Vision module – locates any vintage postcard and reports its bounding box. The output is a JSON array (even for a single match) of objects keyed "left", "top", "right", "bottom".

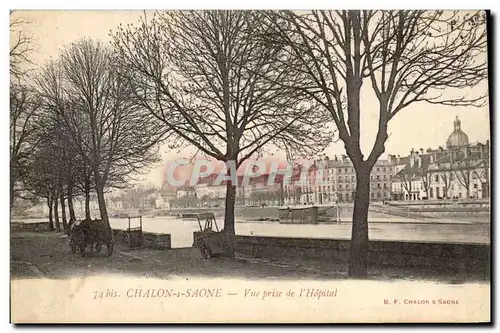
[{"left": 10, "top": 9, "right": 491, "bottom": 323}]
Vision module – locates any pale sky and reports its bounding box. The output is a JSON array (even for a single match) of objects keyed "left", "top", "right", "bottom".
[{"left": 12, "top": 10, "right": 491, "bottom": 187}]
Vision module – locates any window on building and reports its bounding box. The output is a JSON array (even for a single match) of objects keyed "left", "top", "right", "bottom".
[
  {"left": 384, "top": 183, "right": 387, "bottom": 189},
  {"left": 383, "top": 175, "right": 387, "bottom": 180},
  {"left": 430, "top": 187, "right": 433, "bottom": 198},
  {"left": 351, "top": 176, "right": 355, "bottom": 182},
  {"left": 436, "top": 187, "right": 440, "bottom": 198},
  {"left": 377, "top": 192, "right": 381, "bottom": 198},
  {"left": 377, "top": 167, "right": 380, "bottom": 172},
  {"left": 346, "top": 184, "right": 350, "bottom": 189},
  {"left": 435, "top": 175, "right": 439, "bottom": 182},
  {"left": 383, "top": 167, "right": 386, "bottom": 172},
  {"left": 351, "top": 168, "right": 354, "bottom": 172},
  {"left": 346, "top": 193, "right": 350, "bottom": 201},
  {"left": 345, "top": 168, "right": 348, "bottom": 172},
  {"left": 371, "top": 175, "right": 374, "bottom": 180},
  {"left": 377, "top": 183, "right": 381, "bottom": 189},
  {"left": 339, "top": 184, "right": 343, "bottom": 189},
  {"left": 345, "top": 176, "right": 348, "bottom": 181},
  {"left": 377, "top": 175, "right": 380, "bottom": 181},
  {"left": 474, "top": 184, "right": 478, "bottom": 189},
  {"left": 339, "top": 169, "right": 342, "bottom": 174}
]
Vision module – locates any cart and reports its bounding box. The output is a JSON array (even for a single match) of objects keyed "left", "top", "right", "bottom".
[
  {"left": 193, "top": 213, "right": 225, "bottom": 259},
  {"left": 69, "top": 219, "right": 114, "bottom": 257}
]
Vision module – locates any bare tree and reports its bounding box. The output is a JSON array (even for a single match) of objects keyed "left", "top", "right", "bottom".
[
  {"left": 263, "top": 10, "right": 487, "bottom": 276},
  {"left": 472, "top": 157, "right": 489, "bottom": 198},
  {"left": 25, "top": 118, "right": 67, "bottom": 231},
  {"left": 10, "top": 13, "right": 35, "bottom": 81},
  {"left": 35, "top": 39, "right": 165, "bottom": 234},
  {"left": 439, "top": 168, "right": 452, "bottom": 199},
  {"left": 419, "top": 169, "right": 431, "bottom": 199},
  {"left": 399, "top": 172, "right": 414, "bottom": 200},
  {"left": 10, "top": 14, "right": 41, "bottom": 209},
  {"left": 455, "top": 167, "right": 471, "bottom": 199},
  {"left": 453, "top": 148, "right": 478, "bottom": 199},
  {"left": 112, "top": 11, "right": 332, "bottom": 256},
  {"left": 10, "top": 84, "right": 42, "bottom": 207}
]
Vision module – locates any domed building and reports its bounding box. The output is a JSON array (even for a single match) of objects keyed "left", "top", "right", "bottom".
[
  {"left": 446, "top": 116, "right": 469, "bottom": 148},
  {"left": 391, "top": 116, "right": 490, "bottom": 201}
]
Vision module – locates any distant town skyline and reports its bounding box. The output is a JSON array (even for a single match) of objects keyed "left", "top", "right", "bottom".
[{"left": 13, "top": 10, "right": 491, "bottom": 187}]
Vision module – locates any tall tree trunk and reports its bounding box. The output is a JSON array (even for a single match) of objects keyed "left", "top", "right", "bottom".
[
  {"left": 47, "top": 197, "right": 54, "bottom": 231},
  {"left": 223, "top": 181, "right": 236, "bottom": 258},
  {"left": 222, "top": 159, "right": 237, "bottom": 258},
  {"left": 60, "top": 193, "right": 68, "bottom": 230},
  {"left": 348, "top": 166, "right": 371, "bottom": 278},
  {"left": 10, "top": 171, "right": 15, "bottom": 209},
  {"left": 95, "top": 183, "right": 112, "bottom": 238},
  {"left": 466, "top": 173, "right": 471, "bottom": 199},
  {"left": 84, "top": 185, "right": 91, "bottom": 221},
  {"left": 67, "top": 182, "right": 76, "bottom": 222},
  {"left": 54, "top": 196, "right": 61, "bottom": 232},
  {"left": 484, "top": 159, "right": 489, "bottom": 198}
]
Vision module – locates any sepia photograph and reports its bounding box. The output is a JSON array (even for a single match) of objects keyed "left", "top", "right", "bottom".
[{"left": 9, "top": 8, "right": 491, "bottom": 323}]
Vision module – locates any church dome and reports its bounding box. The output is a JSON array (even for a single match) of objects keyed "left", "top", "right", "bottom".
[{"left": 446, "top": 116, "right": 469, "bottom": 148}]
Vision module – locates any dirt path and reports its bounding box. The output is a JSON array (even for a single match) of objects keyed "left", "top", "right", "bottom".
[
  {"left": 11, "top": 231, "right": 488, "bottom": 283},
  {"left": 10, "top": 231, "right": 346, "bottom": 280}
]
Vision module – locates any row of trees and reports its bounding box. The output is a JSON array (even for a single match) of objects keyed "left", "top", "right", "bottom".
[
  {"left": 10, "top": 14, "right": 165, "bottom": 234},
  {"left": 399, "top": 146, "right": 490, "bottom": 200},
  {"left": 11, "top": 10, "right": 487, "bottom": 277}
]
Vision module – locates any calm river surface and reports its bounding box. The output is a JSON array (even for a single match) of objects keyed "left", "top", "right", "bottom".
[
  {"left": 109, "top": 216, "right": 489, "bottom": 248},
  {"left": 13, "top": 216, "right": 490, "bottom": 248}
]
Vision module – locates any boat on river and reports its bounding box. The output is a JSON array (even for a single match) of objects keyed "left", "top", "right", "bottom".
[{"left": 277, "top": 206, "right": 319, "bottom": 224}]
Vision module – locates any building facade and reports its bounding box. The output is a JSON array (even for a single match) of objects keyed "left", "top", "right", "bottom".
[
  {"left": 299, "top": 155, "right": 394, "bottom": 204},
  {"left": 391, "top": 117, "right": 490, "bottom": 201}
]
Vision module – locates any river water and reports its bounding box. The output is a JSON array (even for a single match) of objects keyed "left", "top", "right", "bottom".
[
  {"left": 109, "top": 216, "right": 490, "bottom": 248},
  {"left": 13, "top": 216, "right": 490, "bottom": 248}
]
